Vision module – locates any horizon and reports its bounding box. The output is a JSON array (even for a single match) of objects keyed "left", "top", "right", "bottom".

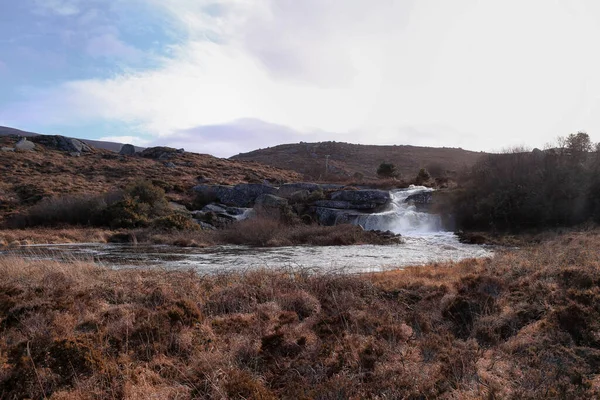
[{"left": 1, "top": 1, "right": 599, "bottom": 157}]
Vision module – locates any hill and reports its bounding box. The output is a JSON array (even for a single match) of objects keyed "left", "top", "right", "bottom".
[
  {"left": 0, "top": 125, "right": 145, "bottom": 153},
  {"left": 0, "top": 134, "right": 301, "bottom": 218},
  {"left": 231, "top": 141, "right": 486, "bottom": 180}
]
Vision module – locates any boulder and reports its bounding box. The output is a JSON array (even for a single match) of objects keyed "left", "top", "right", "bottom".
[
  {"left": 119, "top": 144, "right": 136, "bottom": 155},
  {"left": 169, "top": 202, "right": 191, "bottom": 215},
  {"left": 31, "top": 135, "right": 92, "bottom": 153},
  {"left": 330, "top": 189, "right": 391, "bottom": 206},
  {"left": 1, "top": 147, "right": 15, "bottom": 152},
  {"left": 277, "top": 182, "right": 322, "bottom": 198},
  {"left": 139, "top": 146, "right": 177, "bottom": 159},
  {"left": 255, "top": 194, "right": 288, "bottom": 209},
  {"left": 194, "top": 183, "right": 278, "bottom": 207},
  {"left": 405, "top": 191, "right": 433, "bottom": 212},
  {"left": 15, "top": 138, "right": 35, "bottom": 151},
  {"left": 314, "top": 207, "right": 362, "bottom": 226},
  {"left": 313, "top": 200, "right": 380, "bottom": 210},
  {"left": 288, "top": 190, "right": 311, "bottom": 203}
]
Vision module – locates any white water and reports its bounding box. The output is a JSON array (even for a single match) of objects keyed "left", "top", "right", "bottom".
[{"left": 353, "top": 186, "right": 441, "bottom": 234}]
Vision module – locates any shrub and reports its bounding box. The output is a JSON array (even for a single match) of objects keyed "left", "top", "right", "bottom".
[
  {"left": 376, "top": 162, "right": 399, "bottom": 179},
  {"left": 152, "top": 214, "right": 200, "bottom": 231},
  {"left": 415, "top": 168, "right": 431, "bottom": 185},
  {"left": 9, "top": 195, "right": 108, "bottom": 228}
]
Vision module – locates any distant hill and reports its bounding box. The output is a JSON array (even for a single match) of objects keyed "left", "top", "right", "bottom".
[
  {"left": 0, "top": 126, "right": 144, "bottom": 153},
  {"left": 231, "top": 141, "right": 487, "bottom": 180}
]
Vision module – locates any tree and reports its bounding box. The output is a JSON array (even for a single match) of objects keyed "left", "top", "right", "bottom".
[
  {"left": 377, "top": 162, "right": 398, "bottom": 178},
  {"left": 415, "top": 168, "right": 431, "bottom": 185},
  {"left": 561, "top": 131, "right": 592, "bottom": 154}
]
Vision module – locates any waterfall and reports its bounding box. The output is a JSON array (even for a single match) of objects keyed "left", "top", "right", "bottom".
[{"left": 353, "top": 186, "right": 442, "bottom": 235}]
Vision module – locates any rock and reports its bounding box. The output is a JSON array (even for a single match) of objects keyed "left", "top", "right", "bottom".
[
  {"left": 314, "top": 207, "right": 362, "bottom": 226},
  {"left": 289, "top": 190, "right": 311, "bottom": 203},
  {"left": 197, "top": 221, "right": 217, "bottom": 230},
  {"left": 277, "top": 182, "right": 322, "bottom": 198},
  {"left": 313, "top": 200, "right": 380, "bottom": 210},
  {"left": 139, "top": 146, "right": 177, "bottom": 159},
  {"left": 31, "top": 135, "right": 92, "bottom": 153},
  {"left": 319, "top": 184, "right": 346, "bottom": 191},
  {"left": 15, "top": 138, "right": 35, "bottom": 151},
  {"left": 195, "top": 203, "right": 255, "bottom": 227},
  {"left": 255, "top": 194, "right": 288, "bottom": 208},
  {"left": 405, "top": 191, "right": 433, "bottom": 212},
  {"left": 194, "top": 183, "right": 277, "bottom": 207},
  {"left": 330, "top": 189, "right": 391, "bottom": 206},
  {"left": 164, "top": 162, "right": 176, "bottom": 168},
  {"left": 169, "top": 202, "right": 191, "bottom": 215},
  {"left": 69, "top": 152, "right": 81, "bottom": 157},
  {"left": 119, "top": 144, "right": 136, "bottom": 155},
  {"left": 1, "top": 147, "right": 15, "bottom": 152}
]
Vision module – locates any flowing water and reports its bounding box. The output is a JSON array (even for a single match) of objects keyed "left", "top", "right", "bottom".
[{"left": 1, "top": 186, "right": 492, "bottom": 273}]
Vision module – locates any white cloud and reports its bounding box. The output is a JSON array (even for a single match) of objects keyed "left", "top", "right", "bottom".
[
  {"left": 8, "top": 0, "right": 600, "bottom": 156},
  {"left": 86, "top": 33, "right": 142, "bottom": 61},
  {"left": 34, "top": 0, "right": 82, "bottom": 16}
]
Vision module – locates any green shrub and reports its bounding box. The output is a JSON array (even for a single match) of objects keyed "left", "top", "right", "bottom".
[
  {"left": 101, "top": 197, "right": 149, "bottom": 229},
  {"left": 377, "top": 162, "right": 399, "bottom": 179},
  {"left": 152, "top": 214, "right": 200, "bottom": 231}
]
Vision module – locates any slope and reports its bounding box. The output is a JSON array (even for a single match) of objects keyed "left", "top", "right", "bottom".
[{"left": 231, "top": 141, "right": 486, "bottom": 180}]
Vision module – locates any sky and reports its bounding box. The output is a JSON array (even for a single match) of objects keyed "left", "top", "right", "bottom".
[{"left": 1, "top": 0, "right": 600, "bottom": 157}]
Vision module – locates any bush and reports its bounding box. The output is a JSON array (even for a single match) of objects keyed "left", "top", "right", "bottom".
[
  {"left": 453, "top": 142, "right": 600, "bottom": 231},
  {"left": 152, "top": 214, "right": 200, "bottom": 231},
  {"left": 9, "top": 195, "right": 108, "bottom": 228},
  {"left": 415, "top": 168, "right": 431, "bottom": 185},
  {"left": 376, "top": 162, "right": 399, "bottom": 179}
]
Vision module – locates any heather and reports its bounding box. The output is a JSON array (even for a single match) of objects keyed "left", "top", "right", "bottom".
[{"left": 1, "top": 233, "right": 600, "bottom": 398}]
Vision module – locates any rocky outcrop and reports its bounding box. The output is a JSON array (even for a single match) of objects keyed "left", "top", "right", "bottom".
[
  {"left": 193, "top": 203, "right": 255, "bottom": 229},
  {"left": 30, "top": 135, "right": 92, "bottom": 153},
  {"left": 139, "top": 146, "right": 183, "bottom": 160},
  {"left": 277, "top": 182, "right": 322, "bottom": 198},
  {"left": 119, "top": 144, "right": 136, "bottom": 155},
  {"left": 255, "top": 194, "right": 288, "bottom": 209},
  {"left": 313, "top": 207, "right": 363, "bottom": 226},
  {"left": 193, "top": 183, "right": 278, "bottom": 207},
  {"left": 330, "top": 190, "right": 390, "bottom": 207},
  {"left": 405, "top": 191, "right": 433, "bottom": 212}
]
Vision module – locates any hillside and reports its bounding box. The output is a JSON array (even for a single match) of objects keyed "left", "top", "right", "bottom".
[
  {"left": 0, "top": 125, "right": 145, "bottom": 153},
  {"left": 0, "top": 134, "right": 301, "bottom": 218},
  {"left": 231, "top": 141, "right": 486, "bottom": 180}
]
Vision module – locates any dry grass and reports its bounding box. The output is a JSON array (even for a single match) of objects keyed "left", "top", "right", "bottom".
[
  {"left": 216, "top": 218, "right": 399, "bottom": 247},
  {"left": 0, "top": 228, "right": 113, "bottom": 247},
  {"left": 2, "top": 233, "right": 600, "bottom": 398},
  {"left": 0, "top": 136, "right": 301, "bottom": 219},
  {"left": 0, "top": 218, "right": 399, "bottom": 248}
]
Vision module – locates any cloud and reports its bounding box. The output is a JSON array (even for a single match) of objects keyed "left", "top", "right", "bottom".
[
  {"left": 34, "top": 0, "right": 82, "bottom": 16},
  {"left": 6, "top": 0, "right": 600, "bottom": 156},
  {"left": 86, "top": 33, "right": 142, "bottom": 61}
]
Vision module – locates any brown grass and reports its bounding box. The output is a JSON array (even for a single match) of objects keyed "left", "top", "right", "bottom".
[
  {"left": 0, "top": 228, "right": 113, "bottom": 246},
  {"left": 216, "top": 218, "right": 399, "bottom": 247},
  {"left": 2, "top": 233, "right": 600, "bottom": 398},
  {"left": 0, "top": 218, "right": 398, "bottom": 248},
  {"left": 0, "top": 136, "right": 301, "bottom": 219}
]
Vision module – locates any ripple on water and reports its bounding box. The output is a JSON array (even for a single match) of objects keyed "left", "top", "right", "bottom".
[{"left": 1, "top": 233, "right": 492, "bottom": 274}]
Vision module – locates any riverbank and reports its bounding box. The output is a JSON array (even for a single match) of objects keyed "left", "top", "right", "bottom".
[
  {"left": 1, "top": 233, "right": 598, "bottom": 398},
  {"left": 0, "top": 221, "right": 401, "bottom": 248}
]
